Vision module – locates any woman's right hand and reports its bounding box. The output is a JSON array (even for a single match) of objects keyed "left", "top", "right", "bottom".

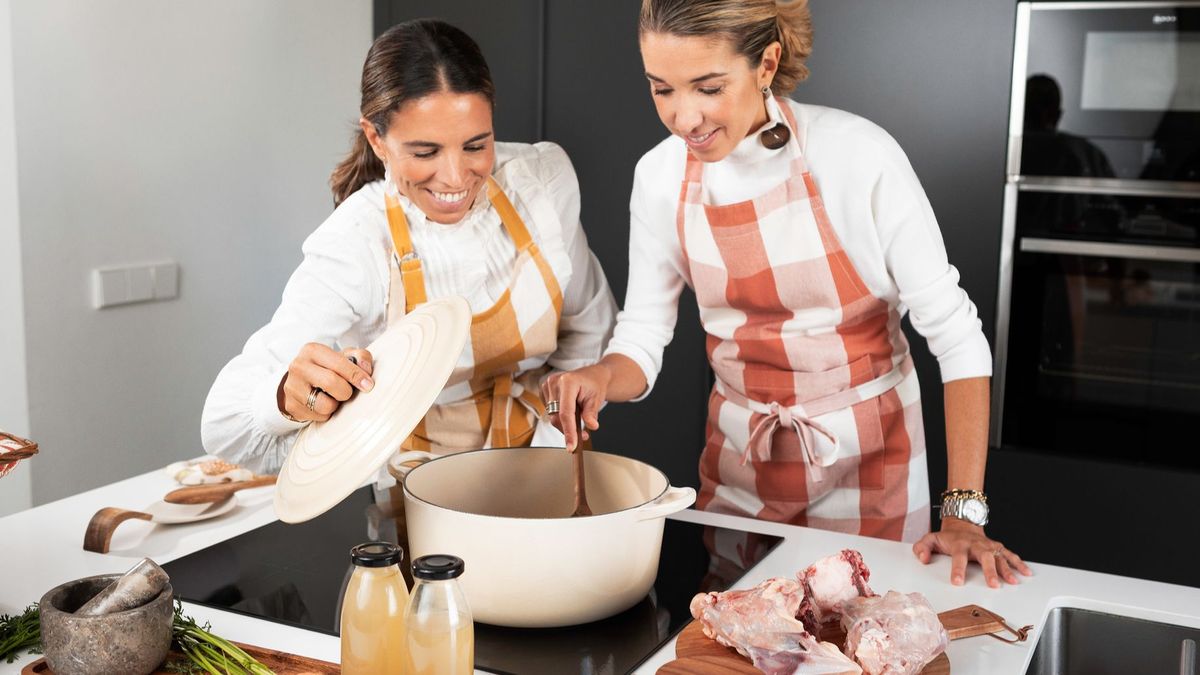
[
  {"left": 541, "top": 364, "right": 612, "bottom": 452},
  {"left": 278, "top": 343, "right": 375, "bottom": 423}
]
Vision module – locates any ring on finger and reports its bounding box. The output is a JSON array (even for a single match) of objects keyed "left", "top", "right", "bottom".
[
  {"left": 992, "top": 546, "right": 1005, "bottom": 557},
  {"left": 545, "top": 400, "right": 560, "bottom": 415},
  {"left": 306, "top": 386, "right": 323, "bottom": 412}
]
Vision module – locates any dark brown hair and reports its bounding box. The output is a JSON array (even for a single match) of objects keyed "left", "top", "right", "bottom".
[
  {"left": 639, "top": 0, "right": 812, "bottom": 94},
  {"left": 330, "top": 19, "right": 495, "bottom": 206}
]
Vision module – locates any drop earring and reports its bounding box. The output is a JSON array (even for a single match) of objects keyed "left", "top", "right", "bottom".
[{"left": 758, "top": 85, "right": 790, "bottom": 150}]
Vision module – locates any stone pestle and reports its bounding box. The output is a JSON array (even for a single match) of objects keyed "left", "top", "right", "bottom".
[{"left": 74, "top": 558, "right": 170, "bottom": 616}]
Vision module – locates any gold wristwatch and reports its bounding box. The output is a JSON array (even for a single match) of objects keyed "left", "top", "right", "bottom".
[{"left": 940, "top": 489, "right": 989, "bottom": 526}]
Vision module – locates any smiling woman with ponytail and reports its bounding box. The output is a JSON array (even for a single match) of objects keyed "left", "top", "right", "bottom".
[
  {"left": 546, "top": 0, "right": 1033, "bottom": 590},
  {"left": 202, "top": 19, "right": 616, "bottom": 473}
]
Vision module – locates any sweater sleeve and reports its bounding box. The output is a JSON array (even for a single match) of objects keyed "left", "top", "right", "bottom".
[
  {"left": 603, "top": 155, "right": 688, "bottom": 399},
  {"left": 200, "top": 218, "right": 381, "bottom": 474},
  {"left": 867, "top": 133, "right": 992, "bottom": 382},
  {"left": 533, "top": 142, "right": 619, "bottom": 372}
]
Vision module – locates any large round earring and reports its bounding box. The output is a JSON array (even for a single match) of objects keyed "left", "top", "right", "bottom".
[{"left": 760, "top": 124, "right": 790, "bottom": 150}]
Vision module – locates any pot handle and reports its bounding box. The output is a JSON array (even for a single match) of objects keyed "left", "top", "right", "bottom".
[
  {"left": 386, "top": 450, "right": 437, "bottom": 481},
  {"left": 633, "top": 486, "right": 697, "bottom": 522}
]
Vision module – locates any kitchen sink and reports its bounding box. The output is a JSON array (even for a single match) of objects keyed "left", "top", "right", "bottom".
[{"left": 1024, "top": 598, "right": 1199, "bottom": 675}]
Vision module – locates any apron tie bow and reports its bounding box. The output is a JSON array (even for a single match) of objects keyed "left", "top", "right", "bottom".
[{"left": 744, "top": 401, "right": 840, "bottom": 483}]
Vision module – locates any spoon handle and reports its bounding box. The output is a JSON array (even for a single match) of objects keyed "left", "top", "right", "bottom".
[
  {"left": 572, "top": 416, "right": 593, "bottom": 516},
  {"left": 163, "top": 475, "right": 277, "bottom": 504}
]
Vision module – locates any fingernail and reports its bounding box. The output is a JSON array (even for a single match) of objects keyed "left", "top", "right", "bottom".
[
  {"left": 953, "top": 575, "right": 963, "bottom": 585},
  {"left": 360, "top": 378, "right": 374, "bottom": 391}
]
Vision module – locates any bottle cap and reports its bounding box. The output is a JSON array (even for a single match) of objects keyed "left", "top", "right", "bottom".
[
  {"left": 412, "top": 554, "right": 464, "bottom": 580},
  {"left": 350, "top": 541, "right": 404, "bottom": 568}
]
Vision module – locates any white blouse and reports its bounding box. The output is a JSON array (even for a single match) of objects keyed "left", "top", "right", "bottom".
[
  {"left": 605, "top": 97, "right": 992, "bottom": 398},
  {"left": 202, "top": 141, "right": 617, "bottom": 474}
]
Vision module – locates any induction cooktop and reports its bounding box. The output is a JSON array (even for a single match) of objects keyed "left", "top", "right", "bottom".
[{"left": 162, "top": 487, "right": 782, "bottom": 675}]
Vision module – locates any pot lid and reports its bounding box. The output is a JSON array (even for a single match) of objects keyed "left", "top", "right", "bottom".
[{"left": 274, "top": 296, "right": 471, "bottom": 523}]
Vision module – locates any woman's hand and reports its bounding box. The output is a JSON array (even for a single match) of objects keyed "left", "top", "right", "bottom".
[
  {"left": 912, "top": 518, "right": 1033, "bottom": 588},
  {"left": 278, "top": 343, "right": 375, "bottom": 423},
  {"left": 541, "top": 364, "right": 612, "bottom": 452}
]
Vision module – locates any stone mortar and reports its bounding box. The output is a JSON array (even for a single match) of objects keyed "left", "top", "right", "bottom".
[{"left": 39, "top": 574, "right": 173, "bottom": 675}]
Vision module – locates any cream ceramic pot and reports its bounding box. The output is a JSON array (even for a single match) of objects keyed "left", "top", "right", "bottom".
[{"left": 392, "top": 447, "right": 696, "bottom": 628}]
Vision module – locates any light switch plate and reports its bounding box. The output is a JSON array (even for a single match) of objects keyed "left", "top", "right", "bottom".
[{"left": 92, "top": 260, "right": 180, "bottom": 309}]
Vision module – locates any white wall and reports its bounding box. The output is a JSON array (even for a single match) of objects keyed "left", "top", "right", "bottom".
[
  {"left": 9, "top": 0, "right": 372, "bottom": 503},
  {"left": 0, "top": 0, "right": 32, "bottom": 516}
]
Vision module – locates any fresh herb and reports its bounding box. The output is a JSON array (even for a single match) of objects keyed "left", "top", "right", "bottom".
[
  {"left": 0, "top": 604, "right": 42, "bottom": 663},
  {"left": 1, "top": 601, "right": 274, "bottom": 674},
  {"left": 171, "top": 600, "right": 274, "bottom": 675}
]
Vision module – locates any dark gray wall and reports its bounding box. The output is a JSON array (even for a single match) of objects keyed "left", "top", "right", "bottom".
[{"left": 375, "top": 1, "right": 1199, "bottom": 588}]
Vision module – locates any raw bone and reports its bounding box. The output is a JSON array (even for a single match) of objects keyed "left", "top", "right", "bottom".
[
  {"left": 689, "top": 576, "right": 862, "bottom": 674},
  {"left": 840, "top": 591, "right": 949, "bottom": 675},
  {"left": 799, "top": 549, "right": 875, "bottom": 631}
]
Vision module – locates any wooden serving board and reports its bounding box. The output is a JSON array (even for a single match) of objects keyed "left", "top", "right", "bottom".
[
  {"left": 22, "top": 641, "right": 338, "bottom": 675},
  {"left": 658, "top": 604, "right": 1011, "bottom": 675}
]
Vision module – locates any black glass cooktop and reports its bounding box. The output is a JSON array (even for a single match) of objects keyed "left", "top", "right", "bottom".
[{"left": 162, "top": 488, "right": 781, "bottom": 675}]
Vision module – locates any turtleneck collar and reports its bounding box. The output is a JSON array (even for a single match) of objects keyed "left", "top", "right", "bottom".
[{"left": 722, "top": 95, "right": 790, "bottom": 166}]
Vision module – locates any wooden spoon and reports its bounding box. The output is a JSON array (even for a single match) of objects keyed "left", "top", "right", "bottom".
[
  {"left": 571, "top": 417, "right": 592, "bottom": 517},
  {"left": 163, "top": 475, "right": 277, "bottom": 504}
]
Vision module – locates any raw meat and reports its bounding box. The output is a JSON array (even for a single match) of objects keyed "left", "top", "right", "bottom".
[
  {"left": 799, "top": 549, "right": 875, "bottom": 626},
  {"left": 689, "top": 577, "right": 862, "bottom": 674},
  {"left": 840, "top": 591, "right": 949, "bottom": 675}
]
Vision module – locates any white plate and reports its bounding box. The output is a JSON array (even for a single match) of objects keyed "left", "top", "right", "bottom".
[
  {"left": 274, "top": 296, "right": 471, "bottom": 523},
  {"left": 145, "top": 495, "right": 236, "bottom": 524}
]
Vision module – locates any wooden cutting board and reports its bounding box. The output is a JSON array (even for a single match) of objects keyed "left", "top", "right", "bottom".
[
  {"left": 657, "top": 604, "right": 1012, "bottom": 674},
  {"left": 22, "top": 641, "right": 338, "bottom": 675}
]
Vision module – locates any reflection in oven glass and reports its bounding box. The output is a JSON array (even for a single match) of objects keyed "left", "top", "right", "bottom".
[{"left": 1038, "top": 256, "right": 1200, "bottom": 414}]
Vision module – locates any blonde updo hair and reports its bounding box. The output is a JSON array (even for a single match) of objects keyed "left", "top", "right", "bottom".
[{"left": 639, "top": 0, "right": 812, "bottom": 94}]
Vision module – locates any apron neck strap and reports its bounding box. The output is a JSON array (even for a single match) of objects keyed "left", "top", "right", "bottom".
[{"left": 385, "top": 176, "right": 535, "bottom": 316}]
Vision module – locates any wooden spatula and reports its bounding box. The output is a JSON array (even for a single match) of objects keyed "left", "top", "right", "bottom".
[{"left": 163, "top": 475, "right": 277, "bottom": 504}]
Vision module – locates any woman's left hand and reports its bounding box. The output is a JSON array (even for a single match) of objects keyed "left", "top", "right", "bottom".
[{"left": 912, "top": 519, "right": 1033, "bottom": 588}]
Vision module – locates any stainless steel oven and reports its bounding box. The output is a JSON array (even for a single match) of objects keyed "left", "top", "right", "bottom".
[{"left": 993, "top": 2, "right": 1200, "bottom": 468}]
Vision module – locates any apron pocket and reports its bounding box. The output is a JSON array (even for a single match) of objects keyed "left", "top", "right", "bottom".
[{"left": 843, "top": 395, "right": 887, "bottom": 492}]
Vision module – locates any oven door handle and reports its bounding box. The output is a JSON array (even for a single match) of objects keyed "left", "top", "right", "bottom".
[{"left": 1019, "top": 238, "right": 1200, "bottom": 264}]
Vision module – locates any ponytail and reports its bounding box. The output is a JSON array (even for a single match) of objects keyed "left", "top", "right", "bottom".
[
  {"left": 770, "top": 0, "right": 812, "bottom": 95},
  {"left": 330, "top": 127, "right": 384, "bottom": 207}
]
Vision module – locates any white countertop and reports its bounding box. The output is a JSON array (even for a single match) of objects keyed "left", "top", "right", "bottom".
[{"left": 3, "top": 467, "right": 1199, "bottom": 674}]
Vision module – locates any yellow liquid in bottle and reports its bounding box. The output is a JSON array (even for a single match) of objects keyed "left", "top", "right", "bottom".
[
  {"left": 405, "top": 614, "right": 473, "bottom": 675},
  {"left": 340, "top": 565, "right": 409, "bottom": 675}
]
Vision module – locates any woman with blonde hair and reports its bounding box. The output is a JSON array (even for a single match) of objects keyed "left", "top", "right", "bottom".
[
  {"left": 203, "top": 19, "right": 616, "bottom": 471},
  {"left": 547, "top": 0, "right": 1030, "bottom": 589}
]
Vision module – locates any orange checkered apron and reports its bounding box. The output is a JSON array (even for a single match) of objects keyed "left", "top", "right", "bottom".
[
  {"left": 384, "top": 176, "right": 563, "bottom": 453},
  {"left": 681, "top": 100, "right": 930, "bottom": 548}
]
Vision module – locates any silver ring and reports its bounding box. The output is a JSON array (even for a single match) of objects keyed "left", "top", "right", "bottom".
[
  {"left": 545, "top": 400, "right": 559, "bottom": 415},
  {"left": 306, "top": 387, "right": 322, "bottom": 412}
]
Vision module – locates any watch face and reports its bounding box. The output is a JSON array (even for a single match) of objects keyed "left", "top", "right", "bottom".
[{"left": 961, "top": 499, "right": 987, "bottom": 524}]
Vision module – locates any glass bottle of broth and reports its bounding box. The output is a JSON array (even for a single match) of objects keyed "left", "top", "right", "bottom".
[
  {"left": 340, "top": 542, "right": 409, "bottom": 674},
  {"left": 405, "top": 554, "right": 473, "bottom": 675}
]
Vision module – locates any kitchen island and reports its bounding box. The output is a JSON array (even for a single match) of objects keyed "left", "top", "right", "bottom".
[{"left": 2, "top": 466, "right": 1198, "bottom": 674}]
